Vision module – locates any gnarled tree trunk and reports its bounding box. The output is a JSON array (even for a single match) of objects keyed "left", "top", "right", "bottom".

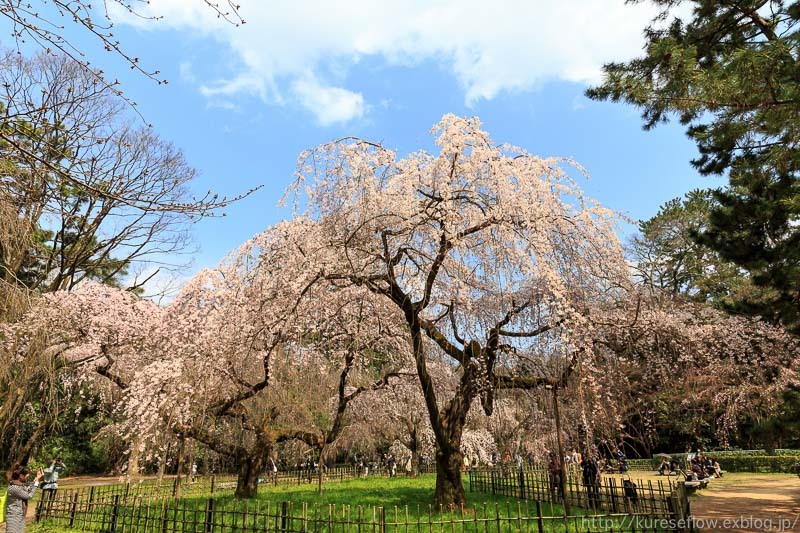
[
  {"left": 402, "top": 418, "right": 422, "bottom": 477},
  {"left": 434, "top": 441, "right": 465, "bottom": 507},
  {"left": 409, "top": 427, "right": 421, "bottom": 478},
  {"left": 235, "top": 455, "right": 264, "bottom": 498}
]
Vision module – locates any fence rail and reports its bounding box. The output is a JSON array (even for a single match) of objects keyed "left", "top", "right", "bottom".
[
  {"left": 35, "top": 467, "right": 692, "bottom": 532},
  {"left": 468, "top": 468, "right": 677, "bottom": 517},
  {"left": 48, "top": 463, "right": 438, "bottom": 509},
  {"left": 37, "top": 493, "right": 683, "bottom": 533},
  {"left": 468, "top": 469, "right": 692, "bottom": 532}
]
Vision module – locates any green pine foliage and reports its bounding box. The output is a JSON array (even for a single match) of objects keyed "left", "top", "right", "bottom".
[
  {"left": 630, "top": 189, "right": 750, "bottom": 305},
  {"left": 588, "top": 0, "right": 800, "bottom": 333}
]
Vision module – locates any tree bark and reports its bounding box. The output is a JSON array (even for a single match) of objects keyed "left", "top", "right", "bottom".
[
  {"left": 174, "top": 435, "right": 186, "bottom": 499},
  {"left": 402, "top": 417, "right": 421, "bottom": 477},
  {"left": 409, "top": 430, "right": 421, "bottom": 478},
  {"left": 317, "top": 447, "right": 325, "bottom": 496},
  {"left": 157, "top": 439, "right": 171, "bottom": 485},
  {"left": 126, "top": 436, "right": 142, "bottom": 482},
  {"left": 551, "top": 386, "right": 570, "bottom": 516},
  {"left": 235, "top": 455, "right": 264, "bottom": 498},
  {"left": 434, "top": 442, "right": 465, "bottom": 507},
  {"left": 407, "top": 317, "right": 472, "bottom": 506}
]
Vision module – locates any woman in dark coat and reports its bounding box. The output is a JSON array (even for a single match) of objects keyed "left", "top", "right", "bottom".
[{"left": 5, "top": 464, "right": 44, "bottom": 533}]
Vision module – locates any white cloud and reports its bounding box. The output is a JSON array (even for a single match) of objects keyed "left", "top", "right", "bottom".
[
  {"left": 292, "top": 75, "right": 365, "bottom": 125},
  {"left": 114, "top": 1, "right": 662, "bottom": 122},
  {"left": 205, "top": 99, "right": 241, "bottom": 112}
]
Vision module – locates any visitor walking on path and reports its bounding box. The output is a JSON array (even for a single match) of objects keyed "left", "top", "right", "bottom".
[{"left": 5, "top": 464, "right": 44, "bottom": 533}]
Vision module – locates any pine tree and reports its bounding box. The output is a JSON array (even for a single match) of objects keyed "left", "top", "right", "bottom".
[
  {"left": 588, "top": 0, "right": 800, "bottom": 333},
  {"left": 630, "top": 189, "right": 747, "bottom": 303}
]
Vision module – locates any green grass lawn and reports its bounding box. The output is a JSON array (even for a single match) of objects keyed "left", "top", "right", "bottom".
[
  {"left": 29, "top": 475, "right": 667, "bottom": 533},
  {"left": 227, "top": 475, "right": 566, "bottom": 512}
]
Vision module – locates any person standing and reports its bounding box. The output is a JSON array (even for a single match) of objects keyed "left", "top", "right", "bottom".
[
  {"left": 41, "top": 458, "right": 66, "bottom": 499},
  {"left": 37, "top": 458, "right": 65, "bottom": 520},
  {"left": 581, "top": 456, "right": 601, "bottom": 509},
  {"left": 6, "top": 464, "right": 44, "bottom": 533},
  {"left": 616, "top": 446, "right": 628, "bottom": 473},
  {"left": 547, "top": 453, "right": 563, "bottom": 501}
]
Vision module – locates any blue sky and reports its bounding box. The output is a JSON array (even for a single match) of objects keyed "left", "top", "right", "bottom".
[{"left": 4, "top": 1, "right": 724, "bottom": 291}]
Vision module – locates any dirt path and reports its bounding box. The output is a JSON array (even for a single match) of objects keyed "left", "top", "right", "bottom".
[{"left": 690, "top": 474, "right": 800, "bottom": 532}]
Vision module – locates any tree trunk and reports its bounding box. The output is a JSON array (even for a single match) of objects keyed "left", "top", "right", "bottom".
[
  {"left": 235, "top": 455, "right": 264, "bottom": 498},
  {"left": 409, "top": 427, "right": 420, "bottom": 478},
  {"left": 317, "top": 448, "right": 325, "bottom": 495},
  {"left": 403, "top": 418, "right": 421, "bottom": 478},
  {"left": 434, "top": 442, "right": 465, "bottom": 508},
  {"left": 186, "top": 441, "right": 196, "bottom": 482},
  {"left": 551, "top": 386, "right": 570, "bottom": 516},
  {"left": 174, "top": 435, "right": 186, "bottom": 499},
  {"left": 407, "top": 321, "right": 472, "bottom": 507},
  {"left": 157, "top": 457, "right": 166, "bottom": 485},
  {"left": 126, "top": 436, "right": 142, "bottom": 483}
]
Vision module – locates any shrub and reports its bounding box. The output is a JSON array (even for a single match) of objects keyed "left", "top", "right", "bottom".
[
  {"left": 647, "top": 450, "right": 800, "bottom": 472},
  {"left": 714, "top": 455, "right": 800, "bottom": 473}
]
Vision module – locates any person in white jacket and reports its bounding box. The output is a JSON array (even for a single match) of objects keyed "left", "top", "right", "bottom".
[{"left": 41, "top": 458, "right": 66, "bottom": 498}]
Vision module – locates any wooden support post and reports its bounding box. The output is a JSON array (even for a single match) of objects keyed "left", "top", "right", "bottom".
[
  {"left": 535, "top": 501, "right": 545, "bottom": 533},
  {"left": 280, "top": 501, "right": 288, "bottom": 531},
  {"left": 109, "top": 494, "right": 120, "bottom": 533},
  {"left": 68, "top": 492, "right": 79, "bottom": 528},
  {"left": 204, "top": 497, "right": 214, "bottom": 533}
]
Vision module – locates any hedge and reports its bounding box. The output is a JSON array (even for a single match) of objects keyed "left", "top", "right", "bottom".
[
  {"left": 713, "top": 455, "right": 800, "bottom": 473},
  {"left": 701, "top": 449, "right": 800, "bottom": 458},
  {"left": 656, "top": 449, "right": 800, "bottom": 459},
  {"left": 625, "top": 459, "right": 654, "bottom": 471},
  {"left": 646, "top": 453, "right": 800, "bottom": 473}
]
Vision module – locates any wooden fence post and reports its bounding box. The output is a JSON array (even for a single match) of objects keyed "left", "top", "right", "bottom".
[
  {"left": 68, "top": 492, "right": 79, "bottom": 528},
  {"left": 535, "top": 501, "right": 544, "bottom": 533},
  {"left": 109, "top": 494, "right": 120, "bottom": 533},
  {"left": 379, "top": 506, "right": 386, "bottom": 533},
  {"left": 204, "top": 497, "right": 215, "bottom": 533},
  {"left": 161, "top": 499, "right": 170, "bottom": 533},
  {"left": 35, "top": 496, "right": 45, "bottom": 522},
  {"left": 210, "top": 475, "right": 216, "bottom": 494},
  {"left": 280, "top": 501, "right": 289, "bottom": 531}
]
